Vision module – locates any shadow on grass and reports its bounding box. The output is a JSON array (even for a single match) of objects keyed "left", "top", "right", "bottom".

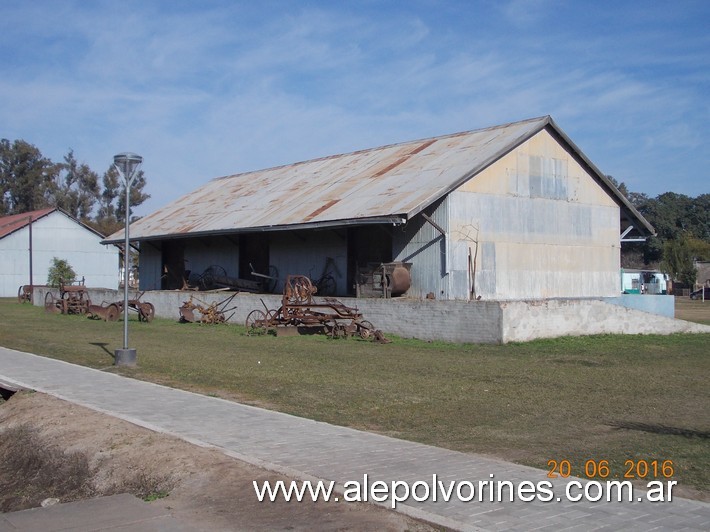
[
  {"left": 89, "top": 342, "right": 114, "bottom": 361},
  {"left": 609, "top": 421, "right": 710, "bottom": 439}
]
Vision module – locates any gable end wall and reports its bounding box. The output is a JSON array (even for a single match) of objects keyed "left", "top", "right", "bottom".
[{"left": 448, "top": 129, "right": 620, "bottom": 300}]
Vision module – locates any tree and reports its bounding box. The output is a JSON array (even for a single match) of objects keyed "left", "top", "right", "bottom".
[
  {"left": 116, "top": 168, "right": 150, "bottom": 224},
  {"left": 51, "top": 150, "right": 100, "bottom": 221},
  {"left": 660, "top": 237, "right": 697, "bottom": 286},
  {"left": 0, "top": 139, "right": 58, "bottom": 215},
  {"left": 687, "top": 236, "right": 710, "bottom": 261},
  {"left": 47, "top": 257, "right": 77, "bottom": 288},
  {"left": 1, "top": 139, "right": 150, "bottom": 237},
  {"left": 91, "top": 164, "right": 150, "bottom": 236}
]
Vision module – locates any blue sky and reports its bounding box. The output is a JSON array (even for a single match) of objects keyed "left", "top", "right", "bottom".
[{"left": 1, "top": 0, "right": 708, "bottom": 216}]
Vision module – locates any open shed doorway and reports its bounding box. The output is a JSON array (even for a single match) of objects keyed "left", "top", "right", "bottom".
[
  {"left": 239, "top": 234, "right": 270, "bottom": 283},
  {"left": 347, "top": 226, "right": 392, "bottom": 295},
  {"left": 161, "top": 240, "right": 185, "bottom": 289}
]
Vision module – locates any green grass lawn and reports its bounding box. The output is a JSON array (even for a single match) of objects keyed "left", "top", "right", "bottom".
[{"left": 1, "top": 298, "right": 708, "bottom": 496}]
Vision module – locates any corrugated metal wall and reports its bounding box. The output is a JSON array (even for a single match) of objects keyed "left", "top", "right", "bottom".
[
  {"left": 184, "top": 237, "right": 240, "bottom": 280},
  {"left": 0, "top": 211, "right": 118, "bottom": 295},
  {"left": 448, "top": 129, "right": 620, "bottom": 300},
  {"left": 393, "top": 198, "right": 449, "bottom": 299},
  {"left": 270, "top": 230, "right": 348, "bottom": 294},
  {"left": 139, "top": 243, "right": 162, "bottom": 290},
  {"left": 138, "top": 237, "right": 241, "bottom": 290}
]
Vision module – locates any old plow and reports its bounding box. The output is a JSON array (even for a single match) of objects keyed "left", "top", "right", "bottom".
[
  {"left": 245, "top": 275, "right": 388, "bottom": 342},
  {"left": 178, "top": 293, "right": 237, "bottom": 324}
]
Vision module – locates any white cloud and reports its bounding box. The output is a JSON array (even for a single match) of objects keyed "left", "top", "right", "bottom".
[{"left": 0, "top": 0, "right": 707, "bottom": 216}]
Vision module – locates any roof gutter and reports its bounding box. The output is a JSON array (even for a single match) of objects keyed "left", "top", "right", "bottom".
[{"left": 102, "top": 215, "right": 407, "bottom": 244}]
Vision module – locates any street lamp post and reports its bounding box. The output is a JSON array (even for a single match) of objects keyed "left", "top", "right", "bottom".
[{"left": 113, "top": 152, "right": 143, "bottom": 366}]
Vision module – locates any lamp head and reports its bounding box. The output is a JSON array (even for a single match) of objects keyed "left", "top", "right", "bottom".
[{"left": 113, "top": 152, "right": 143, "bottom": 183}]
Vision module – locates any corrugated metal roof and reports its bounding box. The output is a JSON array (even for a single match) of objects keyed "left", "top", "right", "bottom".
[
  {"left": 107, "top": 115, "right": 654, "bottom": 242},
  {"left": 111, "top": 117, "right": 551, "bottom": 242},
  {"left": 0, "top": 208, "right": 112, "bottom": 241},
  {"left": 0, "top": 208, "right": 55, "bottom": 239}
]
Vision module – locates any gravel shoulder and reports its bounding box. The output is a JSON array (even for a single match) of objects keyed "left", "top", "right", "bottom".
[{"left": 0, "top": 391, "right": 436, "bottom": 531}]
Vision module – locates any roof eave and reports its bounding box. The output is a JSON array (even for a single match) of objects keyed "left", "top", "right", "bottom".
[
  {"left": 101, "top": 215, "right": 408, "bottom": 244},
  {"left": 544, "top": 118, "right": 656, "bottom": 237}
]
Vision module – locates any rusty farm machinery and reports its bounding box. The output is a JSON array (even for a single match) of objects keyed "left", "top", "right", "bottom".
[
  {"left": 44, "top": 280, "right": 155, "bottom": 322},
  {"left": 85, "top": 292, "right": 155, "bottom": 322},
  {"left": 178, "top": 293, "right": 238, "bottom": 324},
  {"left": 245, "top": 275, "right": 388, "bottom": 342},
  {"left": 44, "top": 278, "right": 92, "bottom": 315}
]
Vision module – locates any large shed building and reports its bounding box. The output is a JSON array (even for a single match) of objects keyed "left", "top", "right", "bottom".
[
  {"left": 108, "top": 116, "right": 654, "bottom": 301},
  {"left": 0, "top": 208, "right": 119, "bottom": 296}
]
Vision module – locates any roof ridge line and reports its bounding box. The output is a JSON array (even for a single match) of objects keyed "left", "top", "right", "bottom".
[{"left": 214, "top": 115, "right": 551, "bottom": 181}]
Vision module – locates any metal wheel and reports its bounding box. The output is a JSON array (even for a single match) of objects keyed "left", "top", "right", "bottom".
[
  {"left": 357, "top": 320, "right": 374, "bottom": 340},
  {"left": 265, "top": 265, "right": 279, "bottom": 293},
  {"left": 265, "top": 308, "right": 280, "bottom": 324},
  {"left": 328, "top": 320, "right": 346, "bottom": 339},
  {"left": 44, "top": 291, "right": 58, "bottom": 313},
  {"left": 246, "top": 309, "right": 268, "bottom": 336},
  {"left": 285, "top": 276, "right": 315, "bottom": 305},
  {"left": 106, "top": 304, "right": 120, "bottom": 322},
  {"left": 138, "top": 302, "right": 155, "bottom": 322},
  {"left": 17, "top": 285, "right": 31, "bottom": 304},
  {"left": 200, "top": 265, "right": 228, "bottom": 290}
]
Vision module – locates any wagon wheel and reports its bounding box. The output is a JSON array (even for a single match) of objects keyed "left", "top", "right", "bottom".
[
  {"left": 285, "top": 276, "right": 315, "bottom": 305},
  {"left": 265, "top": 265, "right": 279, "bottom": 293},
  {"left": 265, "top": 308, "right": 281, "bottom": 325},
  {"left": 200, "top": 265, "right": 228, "bottom": 290},
  {"left": 357, "top": 320, "right": 374, "bottom": 340},
  {"left": 328, "top": 320, "right": 347, "bottom": 339},
  {"left": 44, "top": 292, "right": 59, "bottom": 313},
  {"left": 318, "top": 275, "right": 336, "bottom": 297},
  {"left": 245, "top": 309, "right": 268, "bottom": 336},
  {"left": 138, "top": 302, "right": 155, "bottom": 322},
  {"left": 106, "top": 304, "right": 120, "bottom": 322},
  {"left": 17, "top": 285, "right": 30, "bottom": 304}
]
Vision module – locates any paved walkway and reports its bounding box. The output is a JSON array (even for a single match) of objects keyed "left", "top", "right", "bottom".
[{"left": 1, "top": 347, "right": 709, "bottom": 531}]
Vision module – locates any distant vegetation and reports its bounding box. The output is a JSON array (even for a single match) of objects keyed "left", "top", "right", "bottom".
[
  {"left": 0, "top": 139, "right": 149, "bottom": 236},
  {"left": 609, "top": 176, "right": 710, "bottom": 285}
]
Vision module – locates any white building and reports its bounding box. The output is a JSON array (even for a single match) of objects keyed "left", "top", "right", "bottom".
[{"left": 0, "top": 208, "right": 119, "bottom": 297}]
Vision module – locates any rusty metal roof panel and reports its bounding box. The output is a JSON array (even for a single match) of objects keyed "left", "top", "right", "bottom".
[{"left": 109, "top": 117, "right": 555, "bottom": 242}]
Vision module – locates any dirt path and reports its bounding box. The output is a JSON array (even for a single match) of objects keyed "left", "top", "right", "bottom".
[{"left": 0, "top": 392, "right": 436, "bottom": 531}]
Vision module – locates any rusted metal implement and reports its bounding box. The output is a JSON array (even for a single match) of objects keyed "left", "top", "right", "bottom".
[
  {"left": 178, "top": 293, "right": 237, "bottom": 324},
  {"left": 85, "top": 291, "right": 155, "bottom": 322},
  {"left": 355, "top": 261, "right": 412, "bottom": 298},
  {"left": 44, "top": 278, "right": 91, "bottom": 315},
  {"left": 17, "top": 285, "right": 33, "bottom": 304},
  {"left": 245, "top": 275, "right": 388, "bottom": 341},
  {"left": 179, "top": 264, "right": 279, "bottom": 293}
]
